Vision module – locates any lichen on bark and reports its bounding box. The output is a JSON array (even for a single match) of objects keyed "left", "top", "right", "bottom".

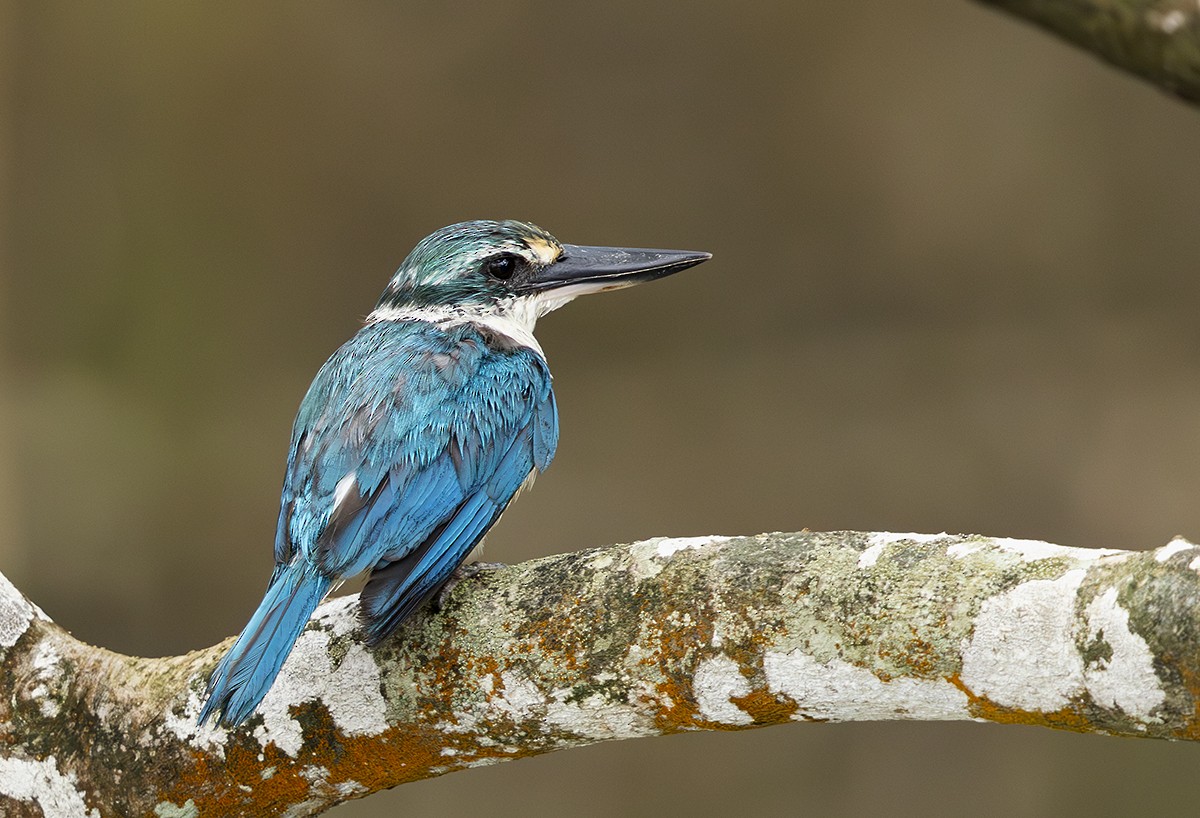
[{"left": 3, "top": 531, "right": 1200, "bottom": 816}]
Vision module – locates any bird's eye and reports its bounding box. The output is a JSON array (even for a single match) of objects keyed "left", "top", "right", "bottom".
[{"left": 483, "top": 254, "right": 520, "bottom": 281}]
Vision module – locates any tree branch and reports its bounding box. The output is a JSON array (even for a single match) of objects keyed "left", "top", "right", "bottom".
[
  {"left": 977, "top": 0, "right": 1200, "bottom": 104},
  {"left": 3, "top": 531, "right": 1200, "bottom": 816}
]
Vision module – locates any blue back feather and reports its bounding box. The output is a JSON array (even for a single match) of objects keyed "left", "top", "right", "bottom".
[{"left": 200, "top": 318, "right": 558, "bottom": 727}]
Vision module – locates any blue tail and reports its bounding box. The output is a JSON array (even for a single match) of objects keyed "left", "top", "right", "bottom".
[{"left": 198, "top": 564, "right": 332, "bottom": 727}]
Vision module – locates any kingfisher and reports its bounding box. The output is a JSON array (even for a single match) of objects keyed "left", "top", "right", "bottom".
[{"left": 198, "top": 219, "right": 709, "bottom": 727}]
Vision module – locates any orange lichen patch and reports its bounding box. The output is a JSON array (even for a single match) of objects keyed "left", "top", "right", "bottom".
[
  {"left": 530, "top": 621, "right": 584, "bottom": 672},
  {"left": 1166, "top": 656, "right": 1200, "bottom": 740},
  {"left": 322, "top": 716, "right": 538, "bottom": 793},
  {"left": 509, "top": 593, "right": 595, "bottom": 672},
  {"left": 411, "top": 636, "right": 472, "bottom": 723},
  {"left": 946, "top": 674, "right": 1095, "bottom": 734},
  {"left": 655, "top": 613, "right": 715, "bottom": 661},
  {"left": 160, "top": 705, "right": 550, "bottom": 815},
  {"left": 163, "top": 738, "right": 314, "bottom": 815},
  {"left": 649, "top": 674, "right": 709, "bottom": 733},
  {"left": 646, "top": 670, "right": 765, "bottom": 734},
  {"left": 470, "top": 654, "right": 500, "bottom": 677},
  {"left": 878, "top": 636, "right": 939, "bottom": 677},
  {"left": 730, "top": 688, "right": 799, "bottom": 725},
  {"left": 451, "top": 647, "right": 504, "bottom": 695}
]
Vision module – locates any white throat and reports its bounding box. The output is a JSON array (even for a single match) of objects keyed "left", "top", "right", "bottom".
[{"left": 368, "top": 293, "right": 576, "bottom": 359}]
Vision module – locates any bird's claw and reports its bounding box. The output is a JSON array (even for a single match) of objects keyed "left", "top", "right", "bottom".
[{"left": 433, "top": 561, "right": 508, "bottom": 611}]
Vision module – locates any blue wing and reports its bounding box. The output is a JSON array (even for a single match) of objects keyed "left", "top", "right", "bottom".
[
  {"left": 202, "top": 319, "right": 558, "bottom": 727},
  {"left": 356, "top": 405, "right": 551, "bottom": 642},
  {"left": 280, "top": 319, "right": 558, "bottom": 638}
]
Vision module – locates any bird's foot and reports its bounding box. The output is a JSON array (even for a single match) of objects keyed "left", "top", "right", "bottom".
[{"left": 434, "top": 561, "right": 509, "bottom": 611}]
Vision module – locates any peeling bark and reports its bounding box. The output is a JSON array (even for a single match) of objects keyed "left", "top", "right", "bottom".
[
  {"left": 3, "top": 531, "right": 1200, "bottom": 816},
  {"left": 977, "top": 0, "right": 1200, "bottom": 103}
]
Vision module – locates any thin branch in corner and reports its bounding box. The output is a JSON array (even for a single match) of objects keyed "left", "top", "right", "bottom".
[{"left": 977, "top": 0, "right": 1200, "bottom": 104}]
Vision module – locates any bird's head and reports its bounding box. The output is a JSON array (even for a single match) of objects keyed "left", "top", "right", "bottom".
[{"left": 372, "top": 220, "right": 710, "bottom": 330}]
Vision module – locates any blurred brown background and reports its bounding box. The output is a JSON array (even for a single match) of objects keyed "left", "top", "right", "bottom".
[{"left": 5, "top": 2, "right": 1200, "bottom": 816}]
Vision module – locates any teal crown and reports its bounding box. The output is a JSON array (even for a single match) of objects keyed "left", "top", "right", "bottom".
[{"left": 378, "top": 220, "right": 561, "bottom": 309}]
